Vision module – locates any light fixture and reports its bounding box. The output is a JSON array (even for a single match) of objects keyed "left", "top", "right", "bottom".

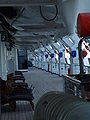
[
  {"left": 69, "top": 37, "right": 74, "bottom": 44},
  {"left": 57, "top": 41, "right": 60, "bottom": 46},
  {"left": 49, "top": 45, "right": 52, "bottom": 49},
  {"left": 52, "top": 37, "right": 54, "bottom": 40},
  {"left": 50, "top": 34, "right": 54, "bottom": 39}
]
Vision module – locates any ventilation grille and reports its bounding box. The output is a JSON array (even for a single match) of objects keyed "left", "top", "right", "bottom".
[{"left": 0, "top": 0, "right": 58, "bottom": 6}]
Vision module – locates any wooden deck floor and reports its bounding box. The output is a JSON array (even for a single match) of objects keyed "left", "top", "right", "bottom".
[{"left": 1, "top": 67, "right": 64, "bottom": 120}]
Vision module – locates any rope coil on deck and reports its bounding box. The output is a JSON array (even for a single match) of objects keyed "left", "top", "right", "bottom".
[{"left": 34, "top": 91, "right": 90, "bottom": 120}]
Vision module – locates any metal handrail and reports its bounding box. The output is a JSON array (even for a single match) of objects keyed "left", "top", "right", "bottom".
[
  {"left": 63, "top": 75, "right": 82, "bottom": 97},
  {"left": 63, "top": 75, "right": 81, "bottom": 85}
]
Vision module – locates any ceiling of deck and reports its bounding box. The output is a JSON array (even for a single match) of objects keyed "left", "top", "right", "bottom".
[
  {"left": 12, "top": 4, "right": 68, "bottom": 49},
  {"left": 0, "top": 0, "right": 90, "bottom": 51}
]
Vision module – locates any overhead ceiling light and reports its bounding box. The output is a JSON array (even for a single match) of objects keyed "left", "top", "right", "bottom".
[
  {"left": 57, "top": 41, "right": 60, "bottom": 46},
  {"left": 52, "top": 37, "right": 54, "bottom": 40},
  {"left": 50, "top": 34, "right": 54, "bottom": 39},
  {"left": 69, "top": 37, "right": 74, "bottom": 44},
  {"left": 49, "top": 45, "right": 52, "bottom": 49}
]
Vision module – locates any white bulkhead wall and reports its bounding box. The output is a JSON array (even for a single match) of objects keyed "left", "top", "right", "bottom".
[
  {"left": 61, "top": 0, "right": 78, "bottom": 34},
  {"left": 61, "top": 0, "right": 90, "bottom": 35},
  {"left": 0, "top": 33, "right": 18, "bottom": 80},
  {"left": 78, "top": 0, "right": 90, "bottom": 13}
]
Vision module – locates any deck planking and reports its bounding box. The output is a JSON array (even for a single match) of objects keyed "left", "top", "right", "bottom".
[{"left": 1, "top": 67, "right": 64, "bottom": 120}]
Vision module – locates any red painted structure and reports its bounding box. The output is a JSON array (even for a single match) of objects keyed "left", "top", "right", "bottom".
[
  {"left": 77, "top": 13, "right": 90, "bottom": 37},
  {"left": 82, "top": 50, "right": 87, "bottom": 58}
]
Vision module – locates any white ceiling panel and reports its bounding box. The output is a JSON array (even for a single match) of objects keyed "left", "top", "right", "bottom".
[{"left": 0, "top": 0, "right": 58, "bottom": 6}]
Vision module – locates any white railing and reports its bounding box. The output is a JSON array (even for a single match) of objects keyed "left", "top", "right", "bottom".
[
  {"left": 84, "top": 65, "right": 90, "bottom": 74},
  {"left": 63, "top": 75, "right": 81, "bottom": 97},
  {"left": 63, "top": 74, "right": 90, "bottom": 100},
  {"left": 33, "top": 60, "right": 90, "bottom": 75}
]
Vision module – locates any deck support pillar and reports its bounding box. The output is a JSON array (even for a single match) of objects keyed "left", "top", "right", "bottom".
[
  {"left": 14, "top": 48, "right": 18, "bottom": 71},
  {"left": 0, "top": 34, "right": 7, "bottom": 80}
]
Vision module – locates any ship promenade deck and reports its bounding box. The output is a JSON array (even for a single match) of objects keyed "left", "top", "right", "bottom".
[{"left": 1, "top": 67, "right": 64, "bottom": 120}]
